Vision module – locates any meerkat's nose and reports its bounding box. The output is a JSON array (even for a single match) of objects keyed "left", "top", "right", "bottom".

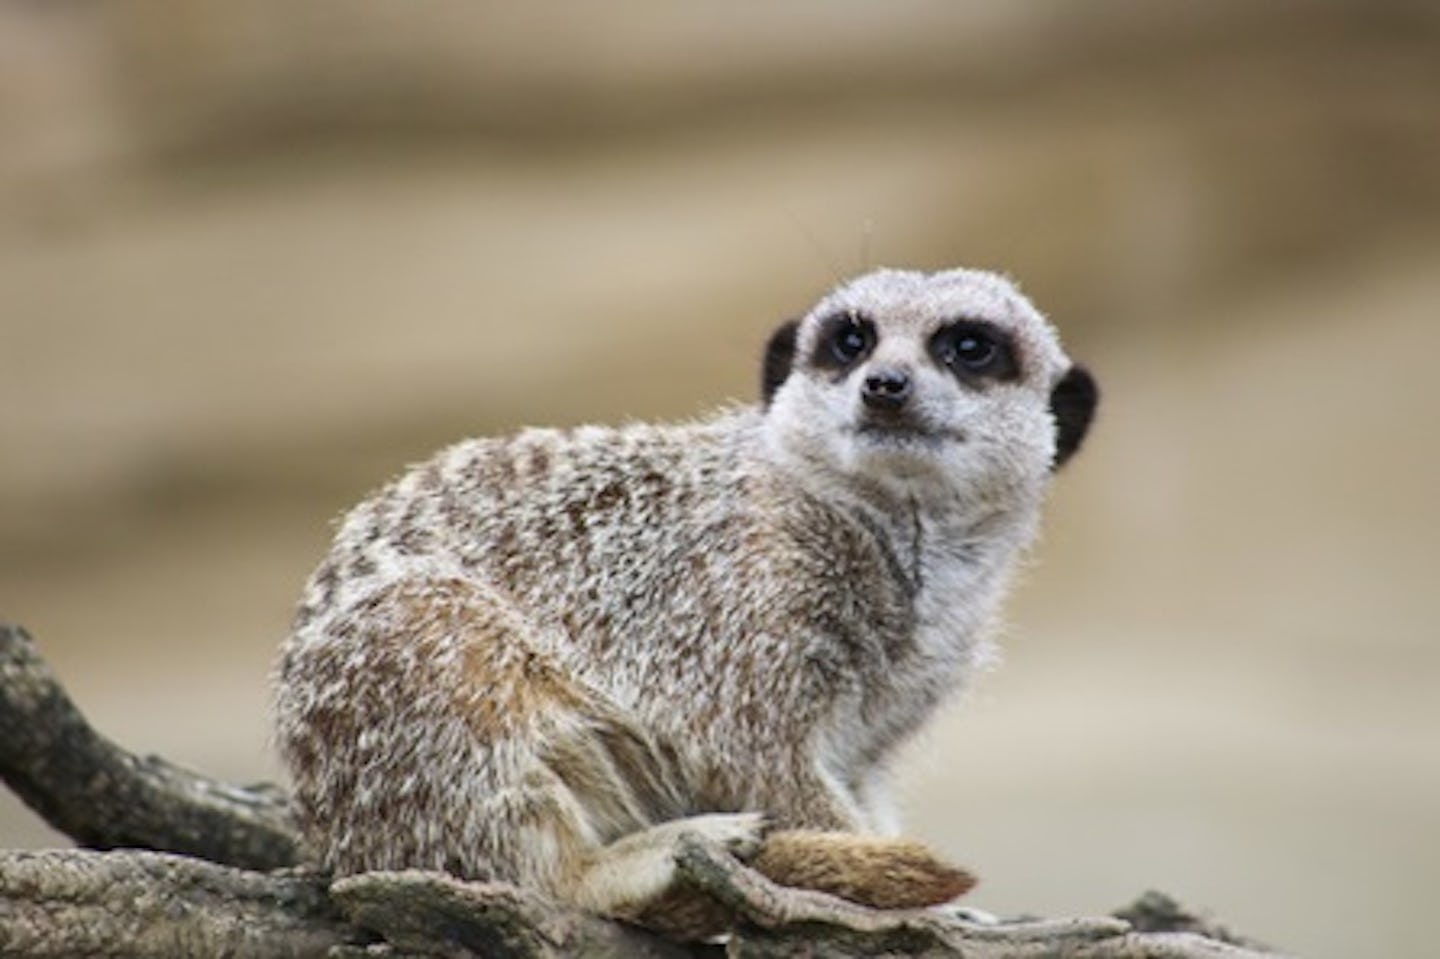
[{"left": 861, "top": 367, "right": 912, "bottom": 411}]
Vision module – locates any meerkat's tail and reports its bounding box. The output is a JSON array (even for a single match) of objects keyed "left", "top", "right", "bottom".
[{"left": 750, "top": 830, "right": 976, "bottom": 909}]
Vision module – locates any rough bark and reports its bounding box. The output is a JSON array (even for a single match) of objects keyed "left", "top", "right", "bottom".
[
  {"left": 0, "top": 621, "right": 1295, "bottom": 958},
  {"left": 674, "top": 834, "right": 1283, "bottom": 959},
  {"left": 330, "top": 869, "right": 709, "bottom": 959},
  {"left": 0, "top": 848, "right": 355, "bottom": 958}
]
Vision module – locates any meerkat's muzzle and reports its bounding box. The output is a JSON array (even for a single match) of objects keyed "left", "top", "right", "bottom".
[{"left": 860, "top": 366, "right": 913, "bottom": 412}]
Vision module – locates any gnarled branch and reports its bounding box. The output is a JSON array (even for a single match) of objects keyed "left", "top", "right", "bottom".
[
  {"left": 0, "top": 623, "right": 297, "bottom": 870},
  {"left": 0, "top": 848, "right": 355, "bottom": 958},
  {"left": 674, "top": 835, "right": 1283, "bottom": 959}
]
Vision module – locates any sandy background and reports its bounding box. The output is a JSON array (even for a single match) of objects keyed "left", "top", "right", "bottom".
[{"left": 2, "top": 4, "right": 1437, "bottom": 957}]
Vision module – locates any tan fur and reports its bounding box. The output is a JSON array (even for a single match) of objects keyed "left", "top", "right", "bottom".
[
  {"left": 753, "top": 831, "right": 976, "bottom": 910},
  {"left": 273, "top": 267, "right": 1094, "bottom": 939}
]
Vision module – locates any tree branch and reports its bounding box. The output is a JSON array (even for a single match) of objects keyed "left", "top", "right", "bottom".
[
  {"left": 330, "top": 869, "right": 711, "bottom": 959},
  {"left": 0, "top": 622, "right": 298, "bottom": 870},
  {"left": 0, "top": 848, "right": 355, "bottom": 958},
  {"left": 673, "top": 834, "right": 1288, "bottom": 959},
  {"left": 0, "top": 620, "right": 1294, "bottom": 958}
]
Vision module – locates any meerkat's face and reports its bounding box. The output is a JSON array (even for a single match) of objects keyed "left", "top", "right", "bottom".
[{"left": 761, "top": 268, "right": 1097, "bottom": 499}]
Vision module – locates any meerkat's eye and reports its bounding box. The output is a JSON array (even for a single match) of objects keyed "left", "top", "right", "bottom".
[
  {"left": 831, "top": 316, "right": 872, "bottom": 364},
  {"left": 934, "top": 329, "right": 989, "bottom": 370},
  {"left": 931, "top": 321, "right": 1019, "bottom": 381},
  {"left": 953, "top": 333, "right": 996, "bottom": 368},
  {"left": 815, "top": 312, "right": 876, "bottom": 369}
]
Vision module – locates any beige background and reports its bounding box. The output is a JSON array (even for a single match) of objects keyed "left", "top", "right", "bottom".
[{"left": 3, "top": 4, "right": 1437, "bottom": 957}]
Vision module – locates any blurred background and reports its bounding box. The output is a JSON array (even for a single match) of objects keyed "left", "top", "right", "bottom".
[{"left": 3, "top": 2, "right": 1437, "bottom": 956}]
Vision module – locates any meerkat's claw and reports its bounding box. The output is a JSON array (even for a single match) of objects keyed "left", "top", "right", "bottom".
[{"left": 681, "top": 811, "right": 768, "bottom": 861}]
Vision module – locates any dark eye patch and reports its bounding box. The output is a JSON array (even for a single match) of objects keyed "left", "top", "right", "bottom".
[
  {"left": 929, "top": 320, "right": 1020, "bottom": 383},
  {"left": 811, "top": 311, "right": 876, "bottom": 373}
]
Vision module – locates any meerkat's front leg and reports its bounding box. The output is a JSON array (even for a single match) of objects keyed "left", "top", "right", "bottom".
[{"left": 564, "top": 812, "right": 767, "bottom": 938}]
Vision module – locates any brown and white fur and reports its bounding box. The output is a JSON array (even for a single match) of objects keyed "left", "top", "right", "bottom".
[{"left": 273, "top": 267, "right": 1098, "bottom": 938}]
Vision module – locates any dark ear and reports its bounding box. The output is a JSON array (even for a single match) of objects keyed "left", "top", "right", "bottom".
[
  {"left": 1050, "top": 365, "right": 1098, "bottom": 470},
  {"left": 761, "top": 320, "right": 800, "bottom": 407}
]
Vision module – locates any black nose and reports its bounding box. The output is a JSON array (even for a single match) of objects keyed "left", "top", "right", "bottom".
[{"left": 861, "top": 368, "right": 912, "bottom": 411}]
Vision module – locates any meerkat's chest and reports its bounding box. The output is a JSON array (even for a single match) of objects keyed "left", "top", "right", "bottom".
[
  {"left": 872, "top": 506, "right": 1018, "bottom": 670},
  {"left": 909, "top": 528, "right": 1015, "bottom": 672},
  {"left": 814, "top": 513, "right": 1023, "bottom": 777}
]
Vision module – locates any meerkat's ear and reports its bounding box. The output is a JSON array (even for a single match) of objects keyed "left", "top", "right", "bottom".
[
  {"left": 1050, "top": 364, "right": 1098, "bottom": 470},
  {"left": 761, "top": 319, "right": 801, "bottom": 407}
]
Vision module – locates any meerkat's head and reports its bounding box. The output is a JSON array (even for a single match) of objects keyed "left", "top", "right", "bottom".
[{"left": 760, "top": 268, "right": 1097, "bottom": 504}]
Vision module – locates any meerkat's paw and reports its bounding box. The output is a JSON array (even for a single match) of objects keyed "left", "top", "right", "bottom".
[
  {"left": 678, "top": 811, "right": 767, "bottom": 860},
  {"left": 570, "top": 813, "right": 767, "bottom": 941},
  {"left": 569, "top": 814, "right": 763, "bottom": 918},
  {"left": 751, "top": 830, "right": 976, "bottom": 910}
]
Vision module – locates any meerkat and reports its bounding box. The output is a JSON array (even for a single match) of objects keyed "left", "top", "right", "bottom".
[{"left": 273, "top": 267, "right": 1098, "bottom": 939}]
